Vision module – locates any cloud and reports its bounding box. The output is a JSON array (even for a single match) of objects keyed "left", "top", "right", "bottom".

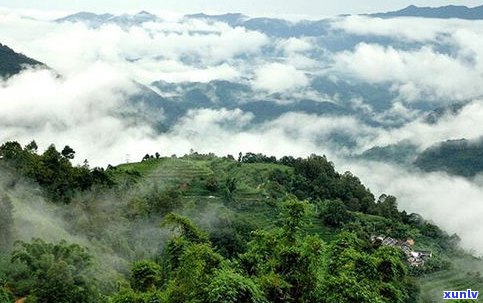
[
  {"left": 278, "top": 37, "right": 313, "bottom": 54},
  {"left": 252, "top": 63, "right": 309, "bottom": 93},
  {"left": 365, "top": 100, "right": 483, "bottom": 150},
  {"left": 0, "top": 12, "right": 268, "bottom": 83},
  {"left": 343, "top": 160, "right": 483, "bottom": 254},
  {"left": 333, "top": 43, "right": 483, "bottom": 102},
  {"left": 0, "top": 64, "right": 160, "bottom": 166},
  {"left": 5, "top": 9, "right": 483, "bottom": 256},
  {"left": 332, "top": 15, "right": 483, "bottom": 43}
]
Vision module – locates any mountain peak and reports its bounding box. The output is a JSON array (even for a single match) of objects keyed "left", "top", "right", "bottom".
[
  {"left": 0, "top": 43, "right": 45, "bottom": 78},
  {"left": 136, "top": 10, "right": 156, "bottom": 17},
  {"left": 370, "top": 4, "right": 483, "bottom": 20}
]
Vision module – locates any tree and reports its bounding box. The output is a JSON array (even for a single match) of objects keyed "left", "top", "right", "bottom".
[
  {"left": 145, "top": 187, "right": 182, "bottom": 215},
  {"left": 322, "top": 232, "right": 416, "bottom": 303},
  {"left": 240, "top": 197, "right": 325, "bottom": 303},
  {"left": 0, "top": 141, "right": 23, "bottom": 160},
  {"left": 319, "top": 199, "right": 354, "bottom": 228},
  {"left": 374, "top": 194, "right": 400, "bottom": 220},
  {"left": 206, "top": 268, "right": 267, "bottom": 303},
  {"left": 161, "top": 213, "right": 209, "bottom": 244},
  {"left": 61, "top": 145, "right": 76, "bottom": 159},
  {"left": 130, "top": 260, "right": 162, "bottom": 292},
  {"left": 223, "top": 177, "right": 238, "bottom": 203},
  {"left": 0, "top": 286, "right": 13, "bottom": 303},
  {"left": 0, "top": 194, "right": 14, "bottom": 252},
  {"left": 10, "top": 239, "right": 99, "bottom": 303},
  {"left": 25, "top": 140, "right": 38, "bottom": 153}
]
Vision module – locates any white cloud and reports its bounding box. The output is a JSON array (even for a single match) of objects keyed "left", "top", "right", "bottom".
[
  {"left": 367, "top": 100, "right": 483, "bottom": 150},
  {"left": 278, "top": 37, "right": 313, "bottom": 54},
  {"left": 5, "top": 9, "right": 483, "bottom": 256},
  {"left": 333, "top": 15, "right": 483, "bottom": 43},
  {"left": 0, "top": 12, "right": 268, "bottom": 83},
  {"left": 334, "top": 43, "right": 483, "bottom": 102},
  {"left": 344, "top": 160, "right": 483, "bottom": 254},
  {"left": 252, "top": 63, "right": 309, "bottom": 93}
]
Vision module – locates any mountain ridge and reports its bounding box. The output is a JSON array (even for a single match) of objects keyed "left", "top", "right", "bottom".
[
  {"left": 370, "top": 4, "right": 483, "bottom": 19},
  {"left": 0, "top": 43, "right": 45, "bottom": 78}
]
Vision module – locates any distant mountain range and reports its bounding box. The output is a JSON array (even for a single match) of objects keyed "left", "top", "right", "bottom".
[
  {"left": 55, "top": 11, "right": 331, "bottom": 37},
  {"left": 370, "top": 5, "right": 483, "bottom": 19},
  {"left": 357, "top": 135, "right": 483, "bottom": 178},
  {"left": 55, "top": 4, "right": 483, "bottom": 33},
  {"left": 0, "top": 43, "right": 44, "bottom": 78},
  {"left": 55, "top": 11, "right": 160, "bottom": 28},
  {"left": 414, "top": 138, "right": 483, "bottom": 177}
]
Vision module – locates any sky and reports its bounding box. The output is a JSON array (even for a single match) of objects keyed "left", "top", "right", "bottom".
[{"left": 0, "top": 0, "right": 482, "bottom": 18}]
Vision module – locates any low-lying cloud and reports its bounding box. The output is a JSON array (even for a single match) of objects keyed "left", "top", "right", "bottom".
[
  {"left": 343, "top": 160, "right": 483, "bottom": 254},
  {"left": 2, "top": 10, "right": 483, "bottom": 254}
]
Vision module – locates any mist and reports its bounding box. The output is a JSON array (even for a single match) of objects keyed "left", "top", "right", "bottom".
[{"left": 2, "top": 9, "right": 483, "bottom": 256}]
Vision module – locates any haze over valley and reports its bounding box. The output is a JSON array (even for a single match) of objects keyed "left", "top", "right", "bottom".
[{"left": 2, "top": 3, "right": 483, "bottom": 302}]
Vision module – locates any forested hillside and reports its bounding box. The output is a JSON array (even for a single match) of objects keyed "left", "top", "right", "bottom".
[
  {"left": 0, "top": 141, "right": 477, "bottom": 303},
  {"left": 0, "top": 44, "right": 44, "bottom": 78},
  {"left": 415, "top": 138, "right": 483, "bottom": 177}
]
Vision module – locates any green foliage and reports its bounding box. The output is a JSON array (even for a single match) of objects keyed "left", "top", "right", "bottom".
[
  {"left": 240, "top": 197, "right": 325, "bottom": 303},
  {"left": 110, "top": 288, "right": 166, "bottom": 303},
  {"left": 9, "top": 239, "right": 99, "bottom": 303},
  {"left": 164, "top": 243, "right": 224, "bottom": 303},
  {"left": 131, "top": 261, "right": 162, "bottom": 292},
  {"left": 323, "top": 232, "right": 416, "bottom": 303},
  {"left": 373, "top": 194, "right": 401, "bottom": 221},
  {"left": 319, "top": 199, "right": 354, "bottom": 228},
  {"left": 0, "top": 147, "right": 463, "bottom": 303},
  {"left": 209, "top": 216, "right": 254, "bottom": 258},
  {"left": 0, "top": 286, "right": 13, "bottom": 303},
  {"left": 223, "top": 177, "right": 238, "bottom": 203},
  {"left": 144, "top": 186, "right": 182, "bottom": 216},
  {"left": 414, "top": 138, "right": 483, "bottom": 177},
  {"left": 359, "top": 141, "right": 418, "bottom": 165},
  {"left": 161, "top": 213, "right": 209, "bottom": 243},
  {"left": 0, "top": 194, "right": 14, "bottom": 253},
  {"left": 409, "top": 255, "right": 451, "bottom": 276},
  {"left": 205, "top": 176, "right": 220, "bottom": 192},
  {"left": 280, "top": 198, "right": 309, "bottom": 242},
  {"left": 269, "top": 154, "right": 376, "bottom": 213},
  {"left": 0, "top": 141, "right": 113, "bottom": 203},
  {"left": 206, "top": 268, "right": 267, "bottom": 303}
]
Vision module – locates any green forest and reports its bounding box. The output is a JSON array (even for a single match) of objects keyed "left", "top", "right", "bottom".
[{"left": 0, "top": 141, "right": 479, "bottom": 303}]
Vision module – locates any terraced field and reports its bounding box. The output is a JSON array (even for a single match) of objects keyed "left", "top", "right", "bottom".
[
  {"left": 117, "top": 157, "right": 483, "bottom": 302},
  {"left": 419, "top": 256, "right": 483, "bottom": 302},
  {"left": 114, "top": 158, "right": 336, "bottom": 235}
]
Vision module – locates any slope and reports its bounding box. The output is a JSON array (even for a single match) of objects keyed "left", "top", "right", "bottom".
[{"left": 0, "top": 43, "right": 44, "bottom": 78}]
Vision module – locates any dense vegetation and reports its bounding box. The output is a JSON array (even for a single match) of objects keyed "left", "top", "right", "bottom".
[
  {"left": 415, "top": 138, "right": 483, "bottom": 177},
  {"left": 0, "top": 43, "right": 44, "bottom": 78},
  {"left": 0, "top": 141, "right": 476, "bottom": 303}
]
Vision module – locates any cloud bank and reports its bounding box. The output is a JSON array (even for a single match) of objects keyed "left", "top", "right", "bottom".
[{"left": 2, "top": 10, "right": 483, "bottom": 254}]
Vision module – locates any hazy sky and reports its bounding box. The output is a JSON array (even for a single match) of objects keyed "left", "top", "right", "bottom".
[{"left": 0, "top": 0, "right": 482, "bottom": 18}]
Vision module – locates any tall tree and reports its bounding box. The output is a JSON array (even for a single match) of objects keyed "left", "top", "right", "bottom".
[{"left": 0, "top": 193, "right": 14, "bottom": 252}]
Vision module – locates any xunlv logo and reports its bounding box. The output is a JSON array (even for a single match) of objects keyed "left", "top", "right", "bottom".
[{"left": 443, "top": 289, "right": 479, "bottom": 300}]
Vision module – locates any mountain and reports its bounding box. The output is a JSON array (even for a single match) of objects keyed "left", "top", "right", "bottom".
[
  {"left": 358, "top": 141, "right": 419, "bottom": 164},
  {"left": 415, "top": 138, "right": 483, "bottom": 177},
  {"left": 150, "top": 79, "right": 353, "bottom": 126},
  {"left": 55, "top": 11, "right": 160, "bottom": 27},
  {"left": 54, "top": 12, "right": 114, "bottom": 26},
  {"left": 371, "top": 5, "right": 483, "bottom": 20},
  {"left": 183, "top": 13, "right": 248, "bottom": 27},
  {"left": 0, "top": 142, "right": 473, "bottom": 302},
  {"left": 0, "top": 43, "right": 44, "bottom": 78},
  {"left": 185, "top": 13, "right": 331, "bottom": 37}
]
